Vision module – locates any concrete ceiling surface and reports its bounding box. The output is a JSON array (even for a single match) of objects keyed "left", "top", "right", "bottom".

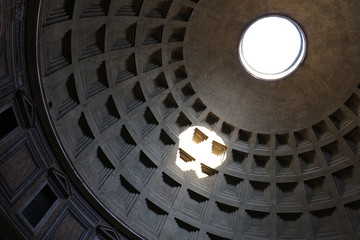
[{"left": 32, "top": 0, "right": 360, "bottom": 239}]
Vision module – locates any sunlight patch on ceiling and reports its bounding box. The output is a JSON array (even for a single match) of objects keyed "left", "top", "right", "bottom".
[{"left": 176, "top": 126, "right": 227, "bottom": 178}]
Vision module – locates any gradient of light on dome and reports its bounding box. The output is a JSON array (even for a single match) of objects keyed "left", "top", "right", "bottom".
[
  {"left": 176, "top": 126, "right": 227, "bottom": 178},
  {"left": 239, "top": 16, "right": 305, "bottom": 80}
]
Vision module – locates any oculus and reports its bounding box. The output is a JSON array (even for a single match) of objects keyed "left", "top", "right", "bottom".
[{"left": 239, "top": 15, "right": 306, "bottom": 80}]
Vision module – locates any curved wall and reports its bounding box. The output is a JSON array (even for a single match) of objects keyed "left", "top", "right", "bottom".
[{"left": 1, "top": 0, "right": 360, "bottom": 240}]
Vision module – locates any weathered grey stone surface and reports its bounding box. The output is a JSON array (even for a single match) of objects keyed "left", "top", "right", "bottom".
[{"left": 1, "top": 0, "right": 360, "bottom": 239}]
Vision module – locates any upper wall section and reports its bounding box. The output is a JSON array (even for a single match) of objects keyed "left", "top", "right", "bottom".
[
  {"left": 31, "top": 0, "right": 360, "bottom": 240},
  {"left": 185, "top": 0, "right": 360, "bottom": 132}
]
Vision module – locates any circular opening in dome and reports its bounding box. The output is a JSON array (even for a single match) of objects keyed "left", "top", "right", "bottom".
[{"left": 239, "top": 15, "right": 306, "bottom": 81}]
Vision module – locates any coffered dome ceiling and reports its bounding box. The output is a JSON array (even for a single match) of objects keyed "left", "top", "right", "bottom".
[{"left": 32, "top": 0, "right": 360, "bottom": 239}]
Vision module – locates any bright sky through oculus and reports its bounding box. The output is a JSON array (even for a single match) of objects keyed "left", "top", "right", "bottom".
[{"left": 239, "top": 16, "right": 306, "bottom": 80}]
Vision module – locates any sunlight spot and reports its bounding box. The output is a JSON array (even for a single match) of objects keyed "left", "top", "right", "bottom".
[{"left": 176, "top": 126, "right": 227, "bottom": 178}]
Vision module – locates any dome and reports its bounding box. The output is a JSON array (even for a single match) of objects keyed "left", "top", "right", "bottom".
[{"left": 1, "top": 0, "right": 360, "bottom": 239}]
